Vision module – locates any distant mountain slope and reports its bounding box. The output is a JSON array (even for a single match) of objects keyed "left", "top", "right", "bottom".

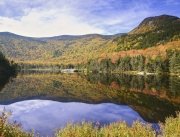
[
  {"left": 113, "top": 15, "right": 180, "bottom": 51},
  {"left": 0, "top": 32, "right": 124, "bottom": 64},
  {"left": 129, "top": 15, "right": 179, "bottom": 34},
  {"left": 0, "top": 32, "right": 26, "bottom": 38},
  {"left": 0, "top": 14, "right": 180, "bottom": 65},
  {"left": 39, "top": 33, "right": 124, "bottom": 41}
]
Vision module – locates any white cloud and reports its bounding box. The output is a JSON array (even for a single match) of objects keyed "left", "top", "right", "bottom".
[
  {"left": 0, "top": 0, "right": 179, "bottom": 37},
  {"left": 0, "top": 6, "right": 104, "bottom": 37}
]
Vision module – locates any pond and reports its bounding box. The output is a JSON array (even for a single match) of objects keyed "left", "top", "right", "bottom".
[{"left": 0, "top": 71, "right": 180, "bottom": 136}]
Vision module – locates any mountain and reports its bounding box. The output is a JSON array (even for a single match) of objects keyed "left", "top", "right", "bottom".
[
  {"left": 0, "top": 32, "right": 26, "bottom": 38},
  {"left": 129, "top": 14, "right": 179, "bottom": 34},
  {"left": 0, "top": 32, "right": 125, "bottom": 65},
  {"left": 0, "top": 14, "right": 180, "bottom": 65},
  {"left": 0, "top": 32, "right": 121, "bottom": 63},
  {"left": 113, "top": 14, "right": 180, "bottom": 51},
  {"left": 39, "top": 33, "right": 125, "bottom": 41}
]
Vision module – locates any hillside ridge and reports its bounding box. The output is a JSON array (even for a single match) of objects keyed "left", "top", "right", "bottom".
[
  {"left": 0, "top": 14, "right": 180, "bottom": 65},
  {"left": 0, "top": 32, "right": 124, "bottom": 40},
  {"left": 113, "top": 14, "right": 180, "bottom": 51},
  {"left": 129, "top": 14, "right": 179, "bottom": 34}
]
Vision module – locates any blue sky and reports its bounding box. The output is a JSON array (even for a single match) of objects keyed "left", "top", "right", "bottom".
[{"left": 0, "top": 0, "right": 180, "bottom": 37}]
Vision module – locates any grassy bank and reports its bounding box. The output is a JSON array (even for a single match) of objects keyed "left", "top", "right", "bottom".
[{"left": 0, "top": 108, "right": 180, "bottom": 137}]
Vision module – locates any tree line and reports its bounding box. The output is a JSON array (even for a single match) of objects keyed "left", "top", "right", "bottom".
[
  {"left": 17, "top": 63, "right": 75, "bottom": 70},
  {"left": 76, "top": 50, "right": 180, "bottom": 74}
]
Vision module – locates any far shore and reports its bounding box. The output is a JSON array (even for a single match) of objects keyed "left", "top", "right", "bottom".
[{"left": 18, "top": 69, "right": 180, "bottom": 76}]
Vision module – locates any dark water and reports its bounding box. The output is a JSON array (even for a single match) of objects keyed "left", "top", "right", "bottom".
[{"left": 0, "top": 71, "right": 180, "bottom": 136}]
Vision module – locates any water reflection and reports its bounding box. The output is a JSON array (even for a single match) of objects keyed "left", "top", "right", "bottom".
[
  {"left": 0, "top": 71, "right": 180, "bottom": 123},
  {"left": 0, "top": 73, "right": 17, "bottom": 92},
  {"left": 0, "top": 100, "right": 147, "bottom": 136}
]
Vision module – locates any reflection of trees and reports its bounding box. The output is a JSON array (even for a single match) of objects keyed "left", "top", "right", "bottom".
[
  {"left": 0, "top": 73, "right": 17, "bottom": 92},
  {"left": 168, "top": 76, "right": 180, "bottom": 98},
  {"left": 83, "top": 73, "right": 180, "bottom": 122},
  {"left": 1, "top": 72, "right": 180, "bottom": 123},
  {"left": 130, "top": 75, "right": 145, "bottom": 91},
  {"left": 84, "top": 73, "right": 179, "bottom": 99},
  {"left": 144, "top": 75, "right": 169, "bottom": 94},
  {"left": 0, "top": 75, "right": 11, "bottom": 92},
  {"left": 0, "top": 51, "right": 18, "bottom": 92}
]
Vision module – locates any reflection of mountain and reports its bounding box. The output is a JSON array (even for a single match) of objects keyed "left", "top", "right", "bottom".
[
  {"left": 84, "top": 73, "right": 180, "bottom": 103},
  {"left": 0, "top": 73, "right": 116, "bottom": 104},
  {"left": 83, "top": 73, "right": 180, "bottom": 122},
  {"left": 0, "top": 72, "right": 180, "bottom": 123}
]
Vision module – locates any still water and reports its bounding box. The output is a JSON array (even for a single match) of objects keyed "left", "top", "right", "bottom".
[
  {"left": 0, "top": 101, "right": 147, "bottom": 136},
  {"left": 0, "top": 71, "right": 180, "bottom": 136}
]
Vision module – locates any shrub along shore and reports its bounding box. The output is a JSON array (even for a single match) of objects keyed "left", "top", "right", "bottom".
[{"left": 0, "top": 108, "right": 179, "bottom": 137}]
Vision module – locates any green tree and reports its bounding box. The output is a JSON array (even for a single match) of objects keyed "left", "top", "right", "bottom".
[{"left": 169, "top": 51, "right": 180, "bottom": 74}]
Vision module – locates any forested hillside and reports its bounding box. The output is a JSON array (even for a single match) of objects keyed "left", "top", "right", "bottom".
[
  {"left": 0, "top": 14, "right": 180, "bottom": 68},
  {"left": 78, "top": 49, "right": 180, "bottom": 75},
  {"left": 113, "top": 15, "right": 180, "bottom": 51},
  {"left": 77, "top": 15, "right": 180, "bottom": 74},
  {"left": 0, "top": 32, "right": 123, "bottom": 65}
]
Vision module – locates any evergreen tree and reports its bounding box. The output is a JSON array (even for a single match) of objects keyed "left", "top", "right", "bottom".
[
  {"left": 145, "top": 55, "right": 155, "bottom": 73},
  {"left": 138, "top": 55, "right": 145, "bottom": 71},
  {"left": 169, "top": 51, "right": 180, "bottom": 74},
  {"left": 155, "top": 53, "right": 163, "bottom": 73}
]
